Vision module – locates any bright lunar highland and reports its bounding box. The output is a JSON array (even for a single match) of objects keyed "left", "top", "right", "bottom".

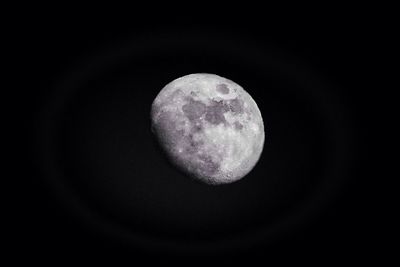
[{"left": 151, "top": 73, "right": 264, "bottom": 185}]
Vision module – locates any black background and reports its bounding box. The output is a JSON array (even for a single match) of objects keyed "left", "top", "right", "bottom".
[{"left": 20, "top": 11, "right": 372, "bottom": 263}]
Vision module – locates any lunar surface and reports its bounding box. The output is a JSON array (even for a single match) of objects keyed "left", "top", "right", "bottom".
[{"left": 151, "top": 73, "right": 264, "bottom": 185}]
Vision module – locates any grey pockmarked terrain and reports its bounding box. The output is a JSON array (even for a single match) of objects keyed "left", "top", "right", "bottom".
[{"left": 151, "top": 73, "right": 265, "bottom": 185}]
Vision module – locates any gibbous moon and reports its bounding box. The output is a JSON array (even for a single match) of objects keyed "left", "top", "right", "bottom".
[{"left": 151, "top": 73, "right": 265, "bottom": 185}]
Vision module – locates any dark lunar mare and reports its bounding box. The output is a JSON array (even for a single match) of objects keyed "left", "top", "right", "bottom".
[
  {"left": 216, "top": 83, "right": 230, "bottom": 94},
  {"left": 204, "top": 100, "right": 230, "bottom": 125},
  {"left": 182, "top": 95, "right": 245, "bottom": 126},
  {"left": 227, "top": 98, "right": 244, "bottom": 114},
  {"left": 184, "top": 133, "right": 203, "bottom": 154},
  {"left": 182, "top": 97, "right": 207, "bottom": 121}
]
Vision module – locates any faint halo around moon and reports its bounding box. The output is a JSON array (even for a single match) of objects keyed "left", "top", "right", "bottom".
[{"left": 151, "top": 73, "right": 265, "bottom": 185}]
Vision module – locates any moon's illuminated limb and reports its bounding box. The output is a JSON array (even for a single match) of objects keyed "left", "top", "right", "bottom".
[{"left": 151, "top": 73, "right": 264, "bottom": 185}]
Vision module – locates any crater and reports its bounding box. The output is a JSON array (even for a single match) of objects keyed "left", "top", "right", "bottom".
[
  {"left": 234, "top": 121, "right": 244, "bottom": 130},
  {"left": 197, "top": 154, "right": 220, "bottom": 176},
  {"left": 216, "top": 83, "right": 229, "bottom": 94}
]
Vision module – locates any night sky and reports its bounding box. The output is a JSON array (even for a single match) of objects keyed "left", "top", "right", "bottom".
[{"left": 19, "top": 12, "right": 372, "bottom": 263}]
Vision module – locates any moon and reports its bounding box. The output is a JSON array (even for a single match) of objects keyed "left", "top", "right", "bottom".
[{"left": 151, "top": 73, "right": 265, "bottom": 185}]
